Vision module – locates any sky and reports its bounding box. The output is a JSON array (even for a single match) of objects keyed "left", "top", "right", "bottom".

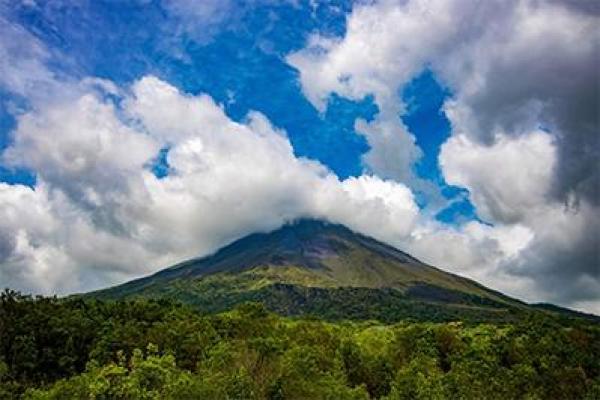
[{"left": 0, "top": 0, "right": 598, "bottom": 313}]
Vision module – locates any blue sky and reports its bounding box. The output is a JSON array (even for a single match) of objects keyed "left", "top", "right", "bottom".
[{"left": 0, "top": 0, "right": 597, "bottom": 313}]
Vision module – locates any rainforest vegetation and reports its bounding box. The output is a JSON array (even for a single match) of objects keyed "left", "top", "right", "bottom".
[{"left": 1, "top": 290, "right": 599, "bottom": 399}]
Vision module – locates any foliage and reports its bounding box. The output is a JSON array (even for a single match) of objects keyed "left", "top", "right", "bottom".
[{"left": 1, "top": 289, "right": 598, "bottom": 399}]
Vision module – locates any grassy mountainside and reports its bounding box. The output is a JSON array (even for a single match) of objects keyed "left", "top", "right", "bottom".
[
  {"left": 85, "top": 219, "right": 550, "bottom": 323},
  {"left": 92, "top": 266, "right": 524, "bottom": 323}
]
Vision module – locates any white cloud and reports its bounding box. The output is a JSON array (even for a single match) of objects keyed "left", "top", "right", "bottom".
[
  {"left": 334, "top": 175, "right": 420, "bottom": 240},
  {"left": 0, "top": 182, "right": 159, "bottom": 293},
  {"left": 4, "top": 92, "right": 158, "bottom": 196},
  {"left": 440, "top": 131, "right": 557, "bottom": 224}
]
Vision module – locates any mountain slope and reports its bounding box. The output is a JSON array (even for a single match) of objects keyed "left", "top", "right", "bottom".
[{"left": 88, "top": 219, "right": 533, "bottom": 322}]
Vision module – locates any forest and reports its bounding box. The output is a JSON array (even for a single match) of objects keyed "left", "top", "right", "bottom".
[{"left": 1, "top": 289, "right": 599, "bottom": 399}]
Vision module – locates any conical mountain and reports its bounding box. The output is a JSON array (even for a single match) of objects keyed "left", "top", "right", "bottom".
[{"left": 88, "top": 219, "right": 532, "bottom": 322}]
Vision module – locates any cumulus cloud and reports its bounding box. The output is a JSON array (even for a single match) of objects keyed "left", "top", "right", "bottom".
[
  {"left": 440, "top": 131, "right": 557, "bottom": 224},
  {"left": 287, "top": 0, "right": 599, "bottom": 312}
]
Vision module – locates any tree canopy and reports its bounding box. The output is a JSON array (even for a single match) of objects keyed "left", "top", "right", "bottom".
[{"left": 1, "top": 290, "right": 598, "bottom": 399}]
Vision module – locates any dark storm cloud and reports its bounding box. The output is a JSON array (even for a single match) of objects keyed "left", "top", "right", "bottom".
[
  {"left": 0, "top": 229, "right": 15, "bottom": 263},
  {"left": 508, "top": 212, "right": 600, "bottom": 305},
  {"left": 548, "top": 0, "right": 600, "bottom": 16},
  {"left": 448, "top": 0, "right": 599, "bottom": 207},
  {"left": 431, "top": 0, "right": 599, "bottom": 310}
]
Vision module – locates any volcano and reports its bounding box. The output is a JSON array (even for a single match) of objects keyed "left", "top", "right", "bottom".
[{"left": 87, "top": 219, "right": 553, "bottom": 323}]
